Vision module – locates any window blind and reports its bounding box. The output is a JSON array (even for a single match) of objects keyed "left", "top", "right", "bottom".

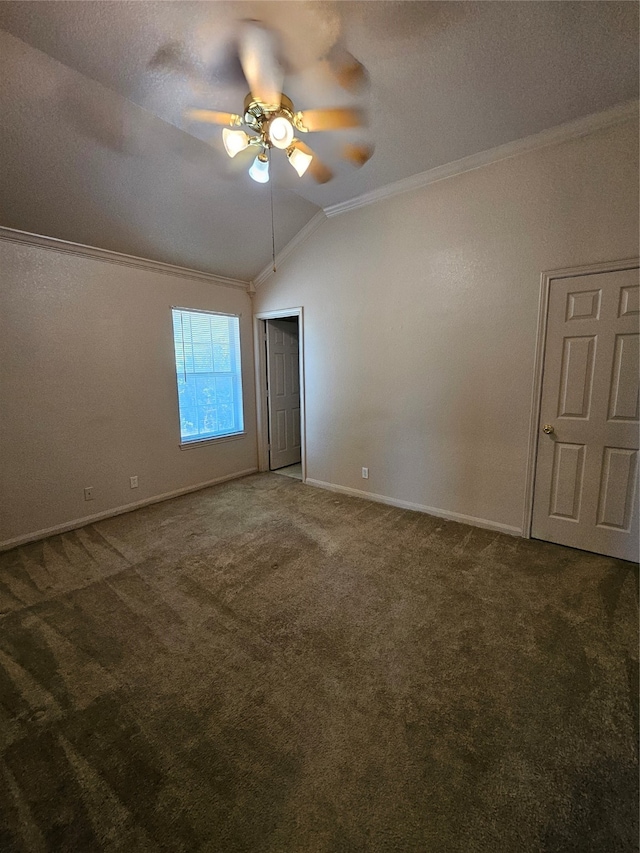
[{"left": 171, "top": 308, "right": 244, "bottom": 443}]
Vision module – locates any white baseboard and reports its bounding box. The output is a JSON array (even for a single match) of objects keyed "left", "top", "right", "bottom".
[
  {"left": 304, "top": 478, "right": 523, "bottom": 537},
  {"left": 0, "top": 468, "right": 259, "bottom": 551}
]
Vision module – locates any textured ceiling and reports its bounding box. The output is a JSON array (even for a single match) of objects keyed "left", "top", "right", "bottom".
[{"left": 0, "top": 1, "right": 637, "bottom": 280}]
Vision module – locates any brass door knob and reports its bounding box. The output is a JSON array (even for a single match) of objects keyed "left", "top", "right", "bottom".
[{"left": 543, "top": 424, "right": 554, "bottom": 435}]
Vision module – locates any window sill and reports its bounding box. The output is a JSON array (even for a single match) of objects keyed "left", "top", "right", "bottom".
[{"left": 179, "top": 431, "right": 246, "bottom": 450}]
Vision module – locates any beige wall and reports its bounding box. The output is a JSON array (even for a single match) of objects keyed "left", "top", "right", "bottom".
[
  {"left": 0, "top": 242, "right": 257, "bottom": 547},
  {"left": 254, "top": 120, "right": 639, "bottom": 533}
]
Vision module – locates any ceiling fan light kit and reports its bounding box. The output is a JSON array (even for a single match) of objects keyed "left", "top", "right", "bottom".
[
  {"left": 185, "top": 21, "right": 370, "bottom": 186},
  {"left": 286, "top": 145, "right": 313, "bottom": 178},
  {"left": 211, "top": 92, "right": 366, "bottom": 184},
  {"left": 248, "top": 152, "right": 270, "bottom": 184},
  {"left": 181, "top": 18, "right": 371, "bottom": 268},
  {"left": 227, "top": 93, "right": 313, "bottom": 182},
  {"left": 268, "top": 115, "right": 294, "bottom": 150},
  {"left": 222, "top": 127, "right": 251, "bottom": 158}
]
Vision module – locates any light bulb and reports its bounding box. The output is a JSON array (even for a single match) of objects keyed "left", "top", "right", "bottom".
[
  {"left": 268, "top": 116, "right": 294, "bottom": 150},
  {"left": 222, "top": 128, "right": 250, "bottom": 158},
  {"left": 287, "top": 145, "right": 313, "bottom": 177},
  {"left": 249, "top": 154, "right": 269, "bottom": 183}
]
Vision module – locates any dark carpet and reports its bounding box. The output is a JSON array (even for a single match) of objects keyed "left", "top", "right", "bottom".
[{"left": 0, "top": 473, "right": 637, "bottom": 852}]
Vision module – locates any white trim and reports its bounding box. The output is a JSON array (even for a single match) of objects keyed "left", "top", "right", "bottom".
[
  {"left": 0, "top": 227, "right": 250, "bottom": 290},
  {"left": 305, "top": 478, "right": 522, "bottom": 537},
  {"left": 0, "top": 468, "right": 258, "bottom": 552},
  {"left": 3, "top": 104, "right": 635, "bottom": 291},
  {"left": 523, "top": 272, "right": 553, "bottom": 540},
  {"left": 324, "top": 100, "right": 639, "bottom": 218},
  {"left": 179, "top": 432, "right": 246, "bottom": 450},
  {"left": 255, "top": 308, "right": 306, "bottom": 320},
  {"left": 253, "top": 211, "right": 327, "bottom": 289},
  {"left": 253, "top": 308, "right": 306, "bottom": 481},
  {"left": 522, "top": 257, "right": 640, "bottom": 538}
]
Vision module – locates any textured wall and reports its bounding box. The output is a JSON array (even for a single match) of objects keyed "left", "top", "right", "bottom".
[
  {"left": 0, "top": 243, "right": 257, "bottom": 546},
  {"left": 254, "top": 119, "right": 639, "bottom": 532}
]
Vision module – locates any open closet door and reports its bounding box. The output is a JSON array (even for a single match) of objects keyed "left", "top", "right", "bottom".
[{"left": 266, "top": 319, "right": 301, "bottom": 470}]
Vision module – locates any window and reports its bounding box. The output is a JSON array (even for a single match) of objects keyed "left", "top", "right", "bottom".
[{"left": 172, "top": 308, "right": 244, "bottom": 444}]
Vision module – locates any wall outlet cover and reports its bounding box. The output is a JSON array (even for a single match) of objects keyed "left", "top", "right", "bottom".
[
  {"left": 362, "top": 467, "right": 369, "bottom": 479},
  {"left": 130, "top": 476, "right": 139, "bottom": 489}
]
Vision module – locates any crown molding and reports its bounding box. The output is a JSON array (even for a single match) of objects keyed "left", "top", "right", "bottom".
[
  {"left": 324, "top": 99, "right": 639, "bottom": 218},
  {"left": 0, "top": 227, "right": 250, "bottom": 290},
  {"left": 252, "top": 210, "right": 327, "bottom": 289},
  {"left": 4, "top": 101, "right": 635, "bottom": 290}
]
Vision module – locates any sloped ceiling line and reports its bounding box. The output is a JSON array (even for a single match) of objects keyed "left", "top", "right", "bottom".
[
  {"left": 1, "top": 2, "right": 637, "bottom": 283},
  {"left": 252, "top": 99, "right": 639, "bottom": 289},
  {"left": 4, "top": 99, "right": 636, "bottom": 291},
  {"left": 252, "top": 210, "right": 327, "bottom": 289},
  {"left": 324, "top": 99, "right": 639, "bottom": 217},
  {"left": 0, "top": 27, "right": 321, "bottom": 283},
  {"left": 0, "top": 227, "right": 250, "bottom": 289}
]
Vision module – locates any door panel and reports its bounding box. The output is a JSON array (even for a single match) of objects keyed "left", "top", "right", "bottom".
[
  {"left": 532, "top": 267, "right": 639, "bottom": 561},
  {"left": 557, "top": 336, "right": 596, "bottom": 418},
  {"left": 549, "top": 443, "right": 585, "bottom": 520},
  {"left": 566, "top": 289, "right": 601, "bottom": 321},
  {"left": 266, "top": 319, "right": 301, "bottom": 470},
  {"left": 292, "top": 407, "right": 301, "bottom": 447},
  {"left": 619, "top": 285, "right": 639, "bottom": 317},
  {"left": 596, "top": 448, "right": 637, "bottom": 530},
  {"left": 608, "top": 334, "right": 639, "bottom": 420},
  {"left": 274, "top": 351, "right": 286, "bottom": 396},
  {"left": 290, "top": 354, "right": 300, "bottom": 395}
]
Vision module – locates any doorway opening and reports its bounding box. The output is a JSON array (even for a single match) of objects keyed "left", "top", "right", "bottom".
[{"left": 253, "top": 308, "right": 305, "bottom": 482}]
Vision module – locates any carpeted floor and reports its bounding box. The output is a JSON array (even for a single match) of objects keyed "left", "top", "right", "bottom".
[
  {"left": 0, "top": 473, "right": 637, "bottom": 852},
  {"left": 272, "top": 464, "right": 303, "bottom": 481}
]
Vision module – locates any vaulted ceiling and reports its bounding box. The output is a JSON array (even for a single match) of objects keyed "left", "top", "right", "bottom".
[{"left": 0, "top": 1, "right": 637, "bottom": 280}]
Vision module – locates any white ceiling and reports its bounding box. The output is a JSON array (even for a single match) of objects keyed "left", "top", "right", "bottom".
[{"left": 0, "top": 1, "right": 637, "bottom": 280}]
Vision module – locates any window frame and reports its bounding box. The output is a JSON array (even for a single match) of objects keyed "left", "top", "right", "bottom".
[{"left": 171, "top": 306, "right": 246, "bottom": 449}]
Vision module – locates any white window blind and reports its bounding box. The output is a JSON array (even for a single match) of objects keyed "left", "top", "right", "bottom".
[{"left": 171, "top": 308, "right": 244, "bottom": 444}]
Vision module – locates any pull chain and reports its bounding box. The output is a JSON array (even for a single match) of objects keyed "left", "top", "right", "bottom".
[{"left": 269, "top": 149, "right": 276, "bottom": 273}]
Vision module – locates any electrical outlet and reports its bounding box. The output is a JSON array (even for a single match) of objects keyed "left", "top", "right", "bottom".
[
  {"left": 362, "top": 467, "right": 369, "bottom": 479},
  {"left": 84, "top": 486, "right": 94, "bottom": 501},
  {"left": 130, "top": 476, "right": 139, "bottom": 489}
]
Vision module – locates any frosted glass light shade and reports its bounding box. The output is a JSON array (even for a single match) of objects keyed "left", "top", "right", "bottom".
[
  {"left": 222, "top": 128, "right": 250, "bottom": 158},
  {"left": 249, "top": 154, "right": 270, "bottom": 183},
  {"left": 287, "top": 146, "right": 313, "bottom": 177},
  {"left": 268, "top": 116, "right": 294, "bottom": 150}
]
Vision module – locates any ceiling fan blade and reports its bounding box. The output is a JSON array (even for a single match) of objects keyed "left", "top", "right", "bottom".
[
  {"left": 149, "top": 41, "right": 199, "bottom": 78},
  {"left": 295, "top": 108, "right": 364, "bottom": 133},
  {"left": 326, "top": 44, "right": 369, "bottom": 92},
  {"left": 341, "top": 143, "right": 374, "bottom": 167},
  {"left": 292, "top": 140, "right": 333, "bottom": 184},
  {"left": 185, "top": 109, "right": 242, "bottom": 127},
  {"left": 207, "top": 42, "right": 247, "bottom": 87},
  {"left": 238, "top": 21, "right": 284, "bottom": 108},
  {"left": 150, "top": 37, "right": 247, "bottom": 89}
]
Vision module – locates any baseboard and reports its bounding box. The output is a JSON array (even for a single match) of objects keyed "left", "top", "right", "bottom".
[
  {"left": 304, "top": 478, "right": 523, "bottom": 537},
  {"left": 0, "top": 468, "right": 259, "bottom": 551}
]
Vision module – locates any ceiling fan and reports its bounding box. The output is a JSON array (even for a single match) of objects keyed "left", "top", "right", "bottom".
[{"left": 183, "top": 21, "right": 372, "bottom": 185}]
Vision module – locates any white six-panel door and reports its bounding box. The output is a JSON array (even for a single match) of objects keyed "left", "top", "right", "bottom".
[
  {"left": 266, "top": 319, "right": 301, "bottom": 470},
  {"left": 532, "top": 268, "right": 639, "bottom": 562}
]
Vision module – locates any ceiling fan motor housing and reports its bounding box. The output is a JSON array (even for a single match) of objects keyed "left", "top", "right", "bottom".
[{"left": 243, "top": 93, "right": 296, "bottom": 147}]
